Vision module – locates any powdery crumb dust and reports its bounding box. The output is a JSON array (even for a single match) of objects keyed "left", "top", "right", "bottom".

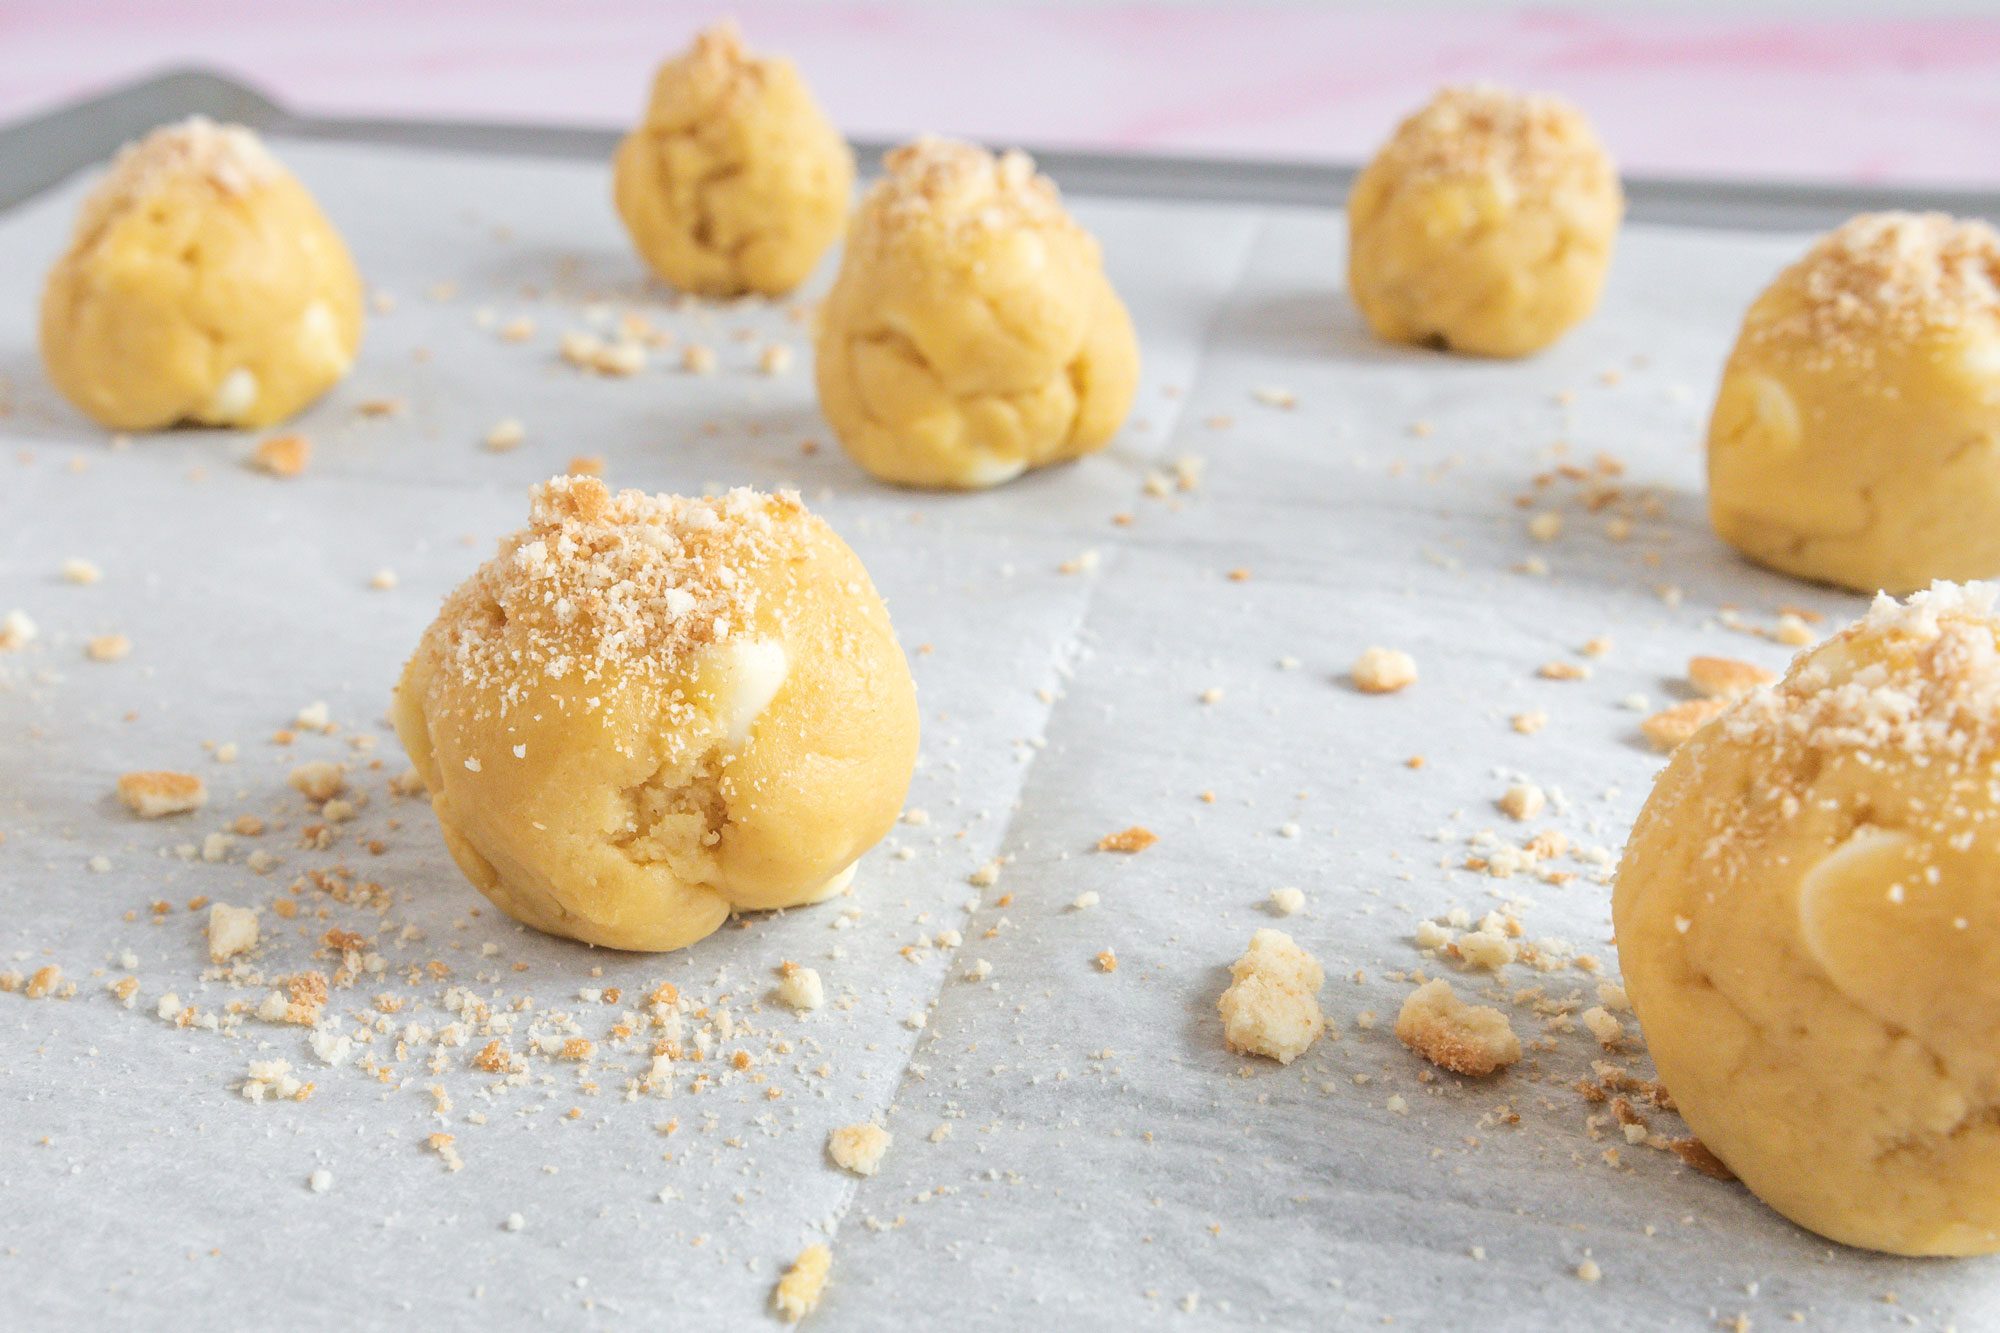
[{"left": 776, "top": 962, "right": 824, "bottom": 1012}]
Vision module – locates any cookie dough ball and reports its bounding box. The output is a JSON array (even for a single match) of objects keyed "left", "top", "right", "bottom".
[
  {"left": 1708, "top": 213, "right": 2000, "bottom": 594},
  {"left": 1347, "top": 85, "right": 1622, "bottom": 357},
  {"left": 814, "top": 137, "right": 1140, "bottom": 489},
  {"left": 613, "top": 22, "right": 853, "bottom": 298},
  {"left": 393, "top": 477, "right": 919, "bottom": 953},
  {"left": 1615, "top": 582, "right": 2000, "bottom": 1255},
  {"left": 40, "top": 117, "right": 362, "bottom": 431}
]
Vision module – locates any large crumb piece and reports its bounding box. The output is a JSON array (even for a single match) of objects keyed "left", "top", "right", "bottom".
[
  {"left": 1639, "top": 697, "right": 1728, "bottom": 751},
  {"left": 773, "top": 1243, "right": 832, "bottom": 1323},
  {"left": 289, "top": 761, "right": 348, "bottom": 803},
  {"left": 1497, "top": 783, "right": 1545, "bottom": 821},
  {"left": 1352, "top": 646, "right": 1417, "bottom": 694},
  {"left": 116, "top": 770, "right": 207, "bottom": 818},
  {"left": 206, "top": 902, "right": 260, "bottom": 962},
  {"left": 250, "top": 434, "right": 311, "bottom": 477},
  {"left": 86, "top": 633, "right": 132, "bottom": 662},
  {"left": 1394, "top": 978, "right": 1521, "bottom": 1077},
  {"left": 826, "top": 1122, "right": 891, "bottom": 1176},
  {"left": 1687, "top": 655, "right": 1776, "bottom": 699},
  {"left": 1097, "top": 825, "right": 1158, "bottom": 854},
  {"left": 1217, "top": 928, "right": 1326, "bottom": 1064},
  {"left": 776, "top": 962, "right": 824, "bottom": 1012},
  {"left": 0, "top": 610, "right": 39, "bottom": 652}
]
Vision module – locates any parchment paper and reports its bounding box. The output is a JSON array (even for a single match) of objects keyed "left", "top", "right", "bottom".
[{"left": 0, "top": 138, "right": 1976, "bottom": 1329}]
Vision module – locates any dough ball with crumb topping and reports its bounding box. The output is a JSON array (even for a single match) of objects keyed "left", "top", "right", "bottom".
[
  {"left": 40, "top": 117, "right": 363, "bottom": 431},
  {"left": 1347, "top": 85, "right": 1622, "bottom": 358},
  {"left": 613, "top": 22, "right": 852, "bottom": 298},
  {"left": 814, "top": 136, "right": 1140, "bottom": 489},
  {"left": 1616, "top": 582, "right": 2000, "bottom": 1255},
  {"left": 392, "top": 477, "right": 919, "bottom": 953},
  {"left": 1708, "top": 213, "right": 2000, "bottom": 593}
]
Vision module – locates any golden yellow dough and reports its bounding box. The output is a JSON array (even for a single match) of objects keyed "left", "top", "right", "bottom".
[
  {"left": 814, "top": 136, "right": 1140, "bottom": 490},
  {"left": 1615, "top": 581, "right": 2000, "bottom": 1255},
  {"left": 1708, "top": 213, "right": 2000, "bottom": 594},
  {"left": 393, "top": 477, "right": 919, "bottom": 953},
  {"left": 40, "top": 116, "right": 362, "bottom": 431},
  {"left": 1347, "top": 85, "right": 1622, "bottom": 358},
  {"left": 613, "top": 22, "right": 853, "bottom": 298}
]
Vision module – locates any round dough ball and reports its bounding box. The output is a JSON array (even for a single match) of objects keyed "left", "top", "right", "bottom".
[
  {"left": 1347, "top": 85, "right": 1622, "bottom": 358},
  {"left": 1615, "top": 581, "right": 2000, "bottom": 1255},
  {"left": 814, "top": 137, "right": 1140, "bottom": 489},
  {"left": 613, "top": 22, "right": 853, "bottom": 298},
  {"left": 392, "top": 477, "right": 919, "bottom": 953},
  {"left": 1707, "top": 213, "right": 2000, "bottom": 594},
  {"left": 40, "top": 117, "right": 363, "bottom": 431}
]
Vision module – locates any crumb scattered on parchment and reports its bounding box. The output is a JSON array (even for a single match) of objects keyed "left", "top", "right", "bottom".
[
  {"left": 776, "top": 962, "right": 824, "bottom": 1012},
  {"left": 1269, "top": 886, "right": 1305, "bottom": 916},
  {"left": 827, "top": 1123, "right": 891, "bottom": 1176},
  {"left": 0, "top": 610, "right": 38, "bottom": 651},
  {"left": 1395, "top": 979, "right": 1520, "bottom": 1077},
  {"left": 484, "top": 418, "right": 525, "bottom": 452},
  {"left": 86, "top": 633, "right": 131, "bottom": 662},
  {"left": 206, "top": 903, "right": 259, "bottom": 962},
  {"left": 1352, "top": 646, "right": 1417, "bottom": 694},
  {"left": 774, "top": 1244, "right": 831, "bottom": 1323},
  {"left": 117, "top": 770, "right": 206, "bottom": 818},
  {"left": 1497, "top": 783, "right": 1545, "bottom": 821},
  {"left": 1097, "top": 826, "right": 1157, "bottom": 854},
  {"left": 250, "top": 434, "right": 311, "bottom": 477},
  {"left": 1218, "top": 928, "right": 1326, "bottom": 1064}
]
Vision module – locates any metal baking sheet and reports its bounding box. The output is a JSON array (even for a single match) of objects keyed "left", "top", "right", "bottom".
[{"left": 3, "top": 72, "right": 1994, "bottom": 1329}]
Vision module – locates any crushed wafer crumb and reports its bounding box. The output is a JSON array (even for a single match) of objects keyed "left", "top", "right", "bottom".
[
  {"left": 86, "top": 633, "right": 131, "bottom": 662},
  {"left": 774, "top": 1243, "right": 831, "bottom": 1323},
  {"left": 117, "top": 770, "right": 206, "bottom": 818},
  {"left": 1097, "top": 826, "right": 1157, "bottom": 854},
  {"left": 206, "top": 903, "right": 259, "bottom": 962},
  {"left": 1352, "top": 646, "right": 1417, "bottom": 694},
  {"left": 827, "top": 1122, "right": 891, "bottom": 1176},
  {"left": 251, "top": 434, "right": 311, "bottom": 477},
  {"left": 1217, "top": 929, "right": 1326, "bottom": 1064},
  {"left": 776, "top": 962, "right": 824, "bottom": 1013},
  {"left": 1395, "top": 979, "right": 1520, "bottom": 1076}
]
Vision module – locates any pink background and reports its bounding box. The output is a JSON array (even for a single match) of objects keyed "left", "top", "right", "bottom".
[{"left": 3, "top": 2, "right": 1998, "bottom": 187}]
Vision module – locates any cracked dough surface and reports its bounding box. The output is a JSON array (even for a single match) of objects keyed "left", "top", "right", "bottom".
[
  {"left": 612, "top": 22, "right": 852, "bottom": 299},
  {"left": 1614, "top": 582, "right": 2000, "bottom": 1255},
  {"left": 814, "top": 136, "right": 1140, "bottom": 490},
  {"left": 1347, "top": 85, "right": 1622, "bottom": 359},
  {"left": 1708, "top": 212, "right": 2000, "bottom": 594},
  {"left": 392, "top": 477, "right": 918, "bottom": 953},
  {"left": 40, "top": 116, "right": 363, "bottom": 431}
]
